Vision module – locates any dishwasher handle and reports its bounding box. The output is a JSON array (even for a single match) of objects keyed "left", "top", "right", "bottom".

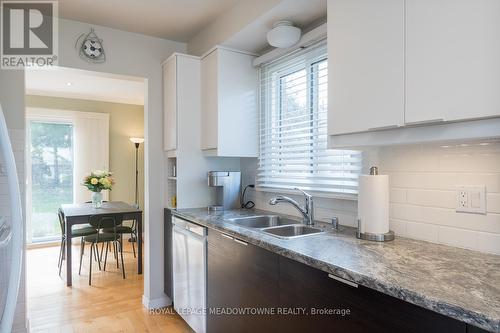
[{"left": 172, "top": 217, "right": 207, "bottom": 237}]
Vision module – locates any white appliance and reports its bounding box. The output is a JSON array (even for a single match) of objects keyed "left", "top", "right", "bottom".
[
  {"left": 172, "top": 216, "right": 207, "bottom": 333},
  {"left": 0, "top": 104, "right": 23, "bottom": 333}
]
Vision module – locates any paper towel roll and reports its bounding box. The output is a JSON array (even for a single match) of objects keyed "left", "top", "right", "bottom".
[{"left": 358, "top": 174, "right": 389, "bottom": 234}]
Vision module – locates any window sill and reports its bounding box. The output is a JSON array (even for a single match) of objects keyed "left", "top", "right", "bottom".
[{"left": 254, "top": 186, "right": 358, "bottom": 201}]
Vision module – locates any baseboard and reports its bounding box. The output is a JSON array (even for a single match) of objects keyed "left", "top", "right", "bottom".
[{"left": 142, "top": 294, "right": 172, "bottom": 309}]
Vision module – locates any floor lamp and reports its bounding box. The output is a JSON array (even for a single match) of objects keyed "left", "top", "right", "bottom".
[
  {"left": 129, "top": 137, "right": 144, "bottom": 243},
  {"left": 129, "top": 137, "right": 144, "bottom": 207}
]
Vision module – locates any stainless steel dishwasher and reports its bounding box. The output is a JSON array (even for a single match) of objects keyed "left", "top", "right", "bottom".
[{"left": 172, "top": 216, "right": 207, "bottom": 333}]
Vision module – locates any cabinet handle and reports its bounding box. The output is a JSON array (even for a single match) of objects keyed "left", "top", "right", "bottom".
[
  {"left": 234, "top": 238, "right": 248, "bottom": 246},
  {"left": 405, "top": 118, "right": 445, "bottom": 126},
  {"left": 368, "top": 124, "right": 400, "bottom": 131},
  {"left": 220, "top": 233, "right": 234, "bottom": 241},
  {"left": 328, "top": 274, "right": 358, "bottom": 288}
]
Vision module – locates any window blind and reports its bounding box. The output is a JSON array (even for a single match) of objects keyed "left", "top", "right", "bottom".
[{"left": 258, "top": 43, "right": 362, "bottom": 195}]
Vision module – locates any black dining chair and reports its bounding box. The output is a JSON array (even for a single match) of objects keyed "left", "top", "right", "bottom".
[
  {"left": 84, "top": 200, "right": 135, "bottom": 259},
  {"left": 81, "top": 213, "right": 126, "bottom": 285},
  {"left": 102, "top": 219, "right": 138, "bottom": 258},
  {"left": 57, "top": 208, "right": 98, "bottom": 276}
]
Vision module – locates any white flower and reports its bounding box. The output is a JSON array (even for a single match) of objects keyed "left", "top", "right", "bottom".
[{"left": 93, "top": 170, "right": 105, "bottom": 177}]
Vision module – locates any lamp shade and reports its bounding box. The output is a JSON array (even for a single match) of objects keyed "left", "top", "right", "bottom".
[
  {"left": 129, "top": 137, "right": 144, "bottom": 144},
  {"left": 266, "top": 21, "right": 301, "bottom": 48}
]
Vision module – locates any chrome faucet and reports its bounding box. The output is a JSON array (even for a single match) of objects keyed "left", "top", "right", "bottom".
[{"left": 269, "top": 188, "right": 314, "bottom": 225}]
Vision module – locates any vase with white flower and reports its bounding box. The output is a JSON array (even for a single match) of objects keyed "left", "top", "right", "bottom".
[{"left": 83, "top": 170, "right": 115, "bottom": 208}]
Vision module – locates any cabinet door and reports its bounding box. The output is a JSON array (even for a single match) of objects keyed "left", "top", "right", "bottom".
[
  {"left": 217, "top": 49, "right": 258, "bottom": 157},
  {"left": 328, "top": 0, "right": 404, "bottom": 135},
  {"left": 279, "top": 256, "right": 359, "bottom": 332},
  {"left": 405, "top": 0, "right": 500, "bottom": 124},
  {"left": 279, "top": 256, "right": 465, "bottom": 333},
  {"left": 207, "top": 230, "right": 279, "bottom": 333},
  {"left": 163, "top": 57, "right": 177, "bottom": 151},
  {"left": 201, "top": 51, "right": 218, "bottom": 150}
]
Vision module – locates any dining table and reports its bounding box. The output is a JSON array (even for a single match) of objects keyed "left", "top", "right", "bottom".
[{"left": 60, "top": 201, "right": 142, "bottom": 286}]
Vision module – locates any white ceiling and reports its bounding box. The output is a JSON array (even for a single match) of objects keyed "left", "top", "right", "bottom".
[
  {"left": 25, "top": 67, "right": 145, "bottom": 105},
  {"left": 58, "top": 0, "right": 241, "bottom": 42},
  {"left": 224, "top": 0, "right": 327, "bottom": 54}
]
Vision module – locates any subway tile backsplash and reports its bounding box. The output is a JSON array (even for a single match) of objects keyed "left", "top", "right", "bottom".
[
  {"left": 248, "top": 140, "right": 500, "bottom": 255},
  {"left": 380, "top": 140, "right": 500, "bottom": 254}
]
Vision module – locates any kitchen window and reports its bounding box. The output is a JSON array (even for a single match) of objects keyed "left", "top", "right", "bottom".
[{"left": 258, "top": 42, "right": 362, "bottom": 195}]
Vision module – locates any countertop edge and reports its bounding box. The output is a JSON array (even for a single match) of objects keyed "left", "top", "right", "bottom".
[{"left": 171, "top": 210, "right": 500, "bottom": 333}]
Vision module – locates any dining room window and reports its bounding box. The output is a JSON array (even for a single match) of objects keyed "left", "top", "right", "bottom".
[
  {"left": 28, "top": 121, "right": 74, "bottom": 242},
  {"left": 26, "top": 108, "right": 109, "bottom": 243},
  {"left": 258, "top": 42, "right": 362, "bottom": 195}
]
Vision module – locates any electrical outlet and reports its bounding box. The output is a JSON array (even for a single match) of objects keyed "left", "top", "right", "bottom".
[
  {"left": 456, "top": 186, "right": 486, "bottom": 214},
  {"left": 458, "top": 190, "right": 468, "bottom": 209}
]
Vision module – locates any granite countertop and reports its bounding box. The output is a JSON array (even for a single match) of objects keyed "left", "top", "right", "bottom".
[{"left": 172, "top": 208, "right": 500, "bottom": 332}]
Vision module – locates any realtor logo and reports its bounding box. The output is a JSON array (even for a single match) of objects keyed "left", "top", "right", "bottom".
[{"left": 1, "top": 1, "right": 58, "bottom": 69}]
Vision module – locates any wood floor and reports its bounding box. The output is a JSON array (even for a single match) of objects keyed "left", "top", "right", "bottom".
[{"left": 27, "top": 241, "right": 193, "bottom": 333}]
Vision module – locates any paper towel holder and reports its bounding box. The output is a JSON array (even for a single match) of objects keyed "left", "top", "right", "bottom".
[{"left": 356, "top": 219, "right": 395, "bottom": 242}]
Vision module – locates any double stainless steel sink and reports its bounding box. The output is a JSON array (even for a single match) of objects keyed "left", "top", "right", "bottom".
[
  {"left": 226, "top": 215, "right": 297, "bottom": 228},
  {"left": 226, "top": 215, "right": 324, "bottom": 239}
]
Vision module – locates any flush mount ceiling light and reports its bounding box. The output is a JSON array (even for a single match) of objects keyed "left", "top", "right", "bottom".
[{"left": 266, "top": 21, "right": 301, "bottom": 48}]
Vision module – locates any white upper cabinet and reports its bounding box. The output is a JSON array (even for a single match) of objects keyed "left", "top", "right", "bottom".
[
  {"left": 163, "top": 54, "right": 201, "bottom": 153},
  {"left": 163, "top": 55, "right": 177, "bottom": 151},
  {"left": 201, "top": 50, "right": 218, "bottom": 151},
  {"left": 200, "top": 47, "right": 258, "bottom": 157},
  {"left": 405, "top": 0, "right": 500, "bottom": 124},
  {"left": 328, "top": 0, "right": 500, "bottom": 146},
  {"left": 328, "top": 0, "right": 404, "bottom": 135}
]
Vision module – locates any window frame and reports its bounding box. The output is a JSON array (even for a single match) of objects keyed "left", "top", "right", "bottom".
[{"left": 257, "top": 42, "right": 360, "bottom": 200}]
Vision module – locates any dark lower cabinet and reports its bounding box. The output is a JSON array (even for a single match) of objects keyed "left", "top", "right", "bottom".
[
  {"left": 279, "top": 256, "right": 466, "bottom": 333},
  {"left": 206, "top": 228, "right": 490, "bottom": 333},
  {"left": 467, "top": 325, "right": 492, "bottom": 333},
  {"left": 207, "top": 229, "right": 279, "bottom": 333}
]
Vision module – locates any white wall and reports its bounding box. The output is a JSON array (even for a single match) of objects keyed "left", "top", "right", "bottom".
[
  {"left": 187, "top": 0, "right": 281, "bottom": 56},
  {"left": 244, "top": 142, "right": 500, "bottom": 255},
  {"left": 0, "top": 18, "right": 186, "bottom": 330}
]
